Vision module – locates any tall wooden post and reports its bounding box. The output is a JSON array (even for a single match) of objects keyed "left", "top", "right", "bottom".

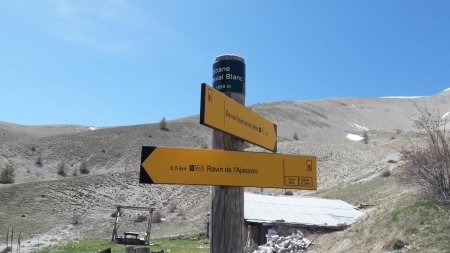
[{"left": 210, "top": 55, "right": 245, "bottom": 253}]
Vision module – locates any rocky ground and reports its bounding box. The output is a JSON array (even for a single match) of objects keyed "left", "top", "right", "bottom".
[{"left": 250, "top": 231, "right": 311, "bottom": 253}]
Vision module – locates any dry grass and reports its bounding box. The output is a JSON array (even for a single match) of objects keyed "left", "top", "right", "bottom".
[{"left": 313, "top": 172, "right": 450, "bottom": 253}]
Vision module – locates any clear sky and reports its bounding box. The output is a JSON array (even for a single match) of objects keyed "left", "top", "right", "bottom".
[{"left": 1, "top": 1, "right": 450, "bottom": 126}]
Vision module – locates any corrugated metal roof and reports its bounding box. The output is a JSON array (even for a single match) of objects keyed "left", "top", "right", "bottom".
[{"left": 244, "top": 193, "right": 364, "bottom": 228}]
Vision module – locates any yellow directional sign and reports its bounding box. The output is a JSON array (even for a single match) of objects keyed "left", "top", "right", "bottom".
[
  {"left": 140, "top": 146, "right": 317, "bottom": 190},
  {"left": 200, "top": 83, "right": 278, "bottom": 152}
]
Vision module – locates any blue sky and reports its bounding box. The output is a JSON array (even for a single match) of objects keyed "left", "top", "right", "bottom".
[{"left": 1, "top": 0, "right": 450, "bottom": 126}]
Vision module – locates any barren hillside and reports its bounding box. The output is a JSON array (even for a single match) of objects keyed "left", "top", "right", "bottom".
[
  {"left": 0, "top": 121, "right": 95, "bottom": 143},
  {"left": 1, "top": 89, "right": 450, "bottom": 252}
]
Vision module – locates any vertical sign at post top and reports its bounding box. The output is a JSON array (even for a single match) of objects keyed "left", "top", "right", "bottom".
[{"left": 212, "top": 55, "right": 245, "bottom": 95}]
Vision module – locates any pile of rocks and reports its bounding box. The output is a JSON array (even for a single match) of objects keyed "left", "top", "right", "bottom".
[{"left": 252, "top": 231, "right": 311, "bottom": 253}]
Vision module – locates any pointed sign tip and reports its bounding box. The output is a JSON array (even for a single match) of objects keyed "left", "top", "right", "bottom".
[{"left": 140, "top": 146, "right": 156, "bottom": 184}]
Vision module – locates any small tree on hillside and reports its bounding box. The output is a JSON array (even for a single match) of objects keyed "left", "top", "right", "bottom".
[
  {"left": 79, "top": 160, "right": 90, "bottom": 175},
  {"left": 35, "top": 155, "right": 43, "bottom": 167},
  {"left": 152, "top": 211, "right": 162, "bottom": 223},
  {"left": 293, "top": 132, "right": 299, "bottom": 141},
  {"left": 159, "top": 117, "right": 168, "bottom": 131},
  {"left": 57, "top": 162, "right": 67, "bottom": 177},
  {"left": 363, "top": 131, "right": 369, "bottom": 144},
  {"left": 0, "top": 164, "right": 15, "bottom": 184},
  {"left": 400, "top": 106, "right": 450, "bottom": 202}
]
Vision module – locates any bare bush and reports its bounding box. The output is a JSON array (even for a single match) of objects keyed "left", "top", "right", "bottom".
[
  {"left": 57, "top": 162, "right": 67, "bottom": 177},
  {"left": 400, "top": 106, "right": 450, "bottom": 202},
  {"left": 79, "top": 161, "right": 90, "bottom": 174},
  {"left": 380, "top": 168, "right": 391, "bottom": 177},
  {"left": 168, "top": 203, "right": 176, "bottom": 213},
  {"left": 71, "top": 214, "right": 81, "bottom": 225},
  {"left": 152, "top": 211, "right": 162, "bottom": 223},
  {"left": 35, "top": 156, "right": 43, "bottom": 167},
  {"left": 159, "top": 117, "right": 168, "bottom": 131},
  {"left": 176, "top": 209, "right": 184, "bottom": 216},
  {"left": 0, "top": 164, "right": 15, "bottom": 184},
  {"left": 134, "top": 214, "right": 147, "bottom": 223},
  {"left": 1, "top": 246, "right": 12, "bottom": 253},
  {"left": 283, "top": 190, "right": 294, "bottom": 196},
  {"left": 363, "top": 131, "right": 369, "bottom": 144},
  {"left": 110, "top": 210, "right": 125, "bottom": 218},
  {"left": 177, "top": 209, "right": 186, "bottom": 220},
  {"left": 383, "top": 238, "right": 407, "bottom": 250}
]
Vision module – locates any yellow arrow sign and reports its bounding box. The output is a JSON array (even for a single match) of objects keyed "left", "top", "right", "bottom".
[
  {"left": 200, "top": 83, "right": 278, "bottom": 152},
  {"left": 140, "top": 146, "right": 317, "bottom": 190}
]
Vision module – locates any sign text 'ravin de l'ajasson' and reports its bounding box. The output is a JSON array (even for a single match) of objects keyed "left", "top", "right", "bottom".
[{"left": 139, "top": 146, "right": 317, "bottom": 190}]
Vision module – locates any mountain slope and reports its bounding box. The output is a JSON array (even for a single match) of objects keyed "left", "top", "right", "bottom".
[
  {"left": 252, "top": 89, "right": 450, "bottom": 142},
  {"left": 0, "top": 121, "right": 95, "bottom": 143},
  {"left": 1, "top": 89, "right": 450, "bottom": 252}
]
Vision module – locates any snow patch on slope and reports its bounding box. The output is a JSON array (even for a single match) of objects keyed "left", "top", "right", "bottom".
[
  {"left": 442, "top": 112, "right": 449, "bottom": 119},
  {"left": 346, "top": 133, "right": 364, "bottom": 141},
  {"left": 88, "top": 127, "right": 97, "bottom": 131},
  {"left": 380, "top": 96, "right": 422, "bottom": 99}
]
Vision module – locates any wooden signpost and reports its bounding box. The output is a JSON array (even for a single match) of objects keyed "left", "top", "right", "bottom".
[
  {"left": 210, "top": 55, "right": 246, "bottom": 252},
  {"left": 139, "top": 54, "right": 317, "bottom": 253}
]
